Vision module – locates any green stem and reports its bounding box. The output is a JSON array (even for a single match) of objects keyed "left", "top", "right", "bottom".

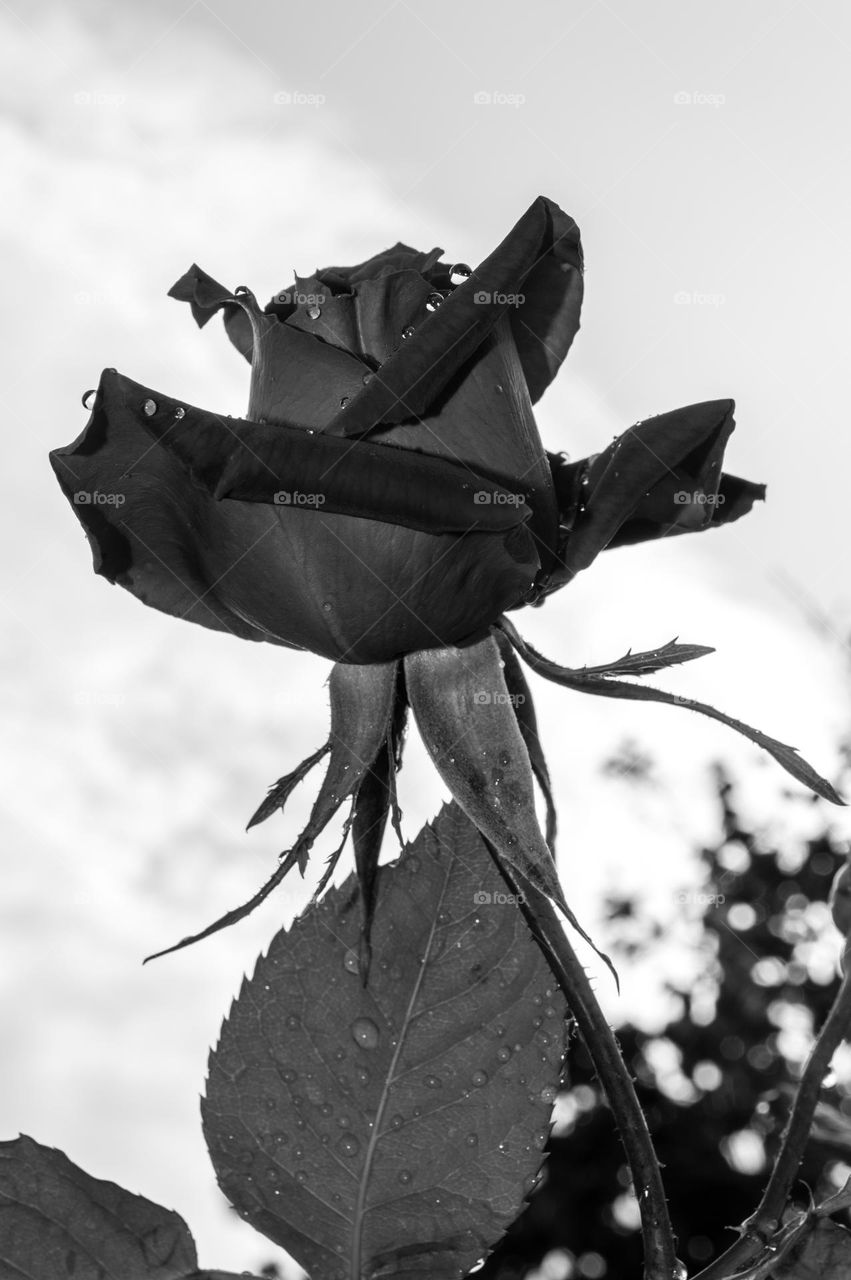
[{"left": 692, "top": 951, "right": 851, "bottom": 1280}]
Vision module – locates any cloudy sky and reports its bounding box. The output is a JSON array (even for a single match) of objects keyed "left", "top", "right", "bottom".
[{"left": 3, "top": 1, "right": 851, "bottom": 1274}]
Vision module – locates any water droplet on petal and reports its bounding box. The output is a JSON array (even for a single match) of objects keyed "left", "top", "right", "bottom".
[
  {"left": 357, "top": 1068, "right": 370, "bottom": 1086},
  {"left": 424, "top": 1075, "right": 441, "bottom": 1088},
  {"left": 425, "top": 291, "right": 444, "bottom": 311},
  {"left": 285, "top": 1015, "right": 300, "bottom": 1030},
  {"left": 540, "top": 1084, "right": 558, "bottom": 1104},
  {"left": 143, "top": 399, "right": 157, "bottom": 416},
  {"left": 495, "top": 383, "right": 504, "bottom": 395},
  {"left": 390, "top": 1114, "right": 404, "bottom": 1130},
  {"left": 339, "top": 396, "right": 350, "bottom": 407},
  {"left": 266, "top": 1167, "right": 280, "bottom": 1183},
  {"left": 450, "top": 263, "right": 472, "bottom": 285},
  {"left": 497, "top": 1046, "right": 512, "bottom": 1063},
  {"left": 465, "top": 1132, "right": 478, "bottom": 1146},
  {"left": 306, "top": 427, "right": 316, "bottom": 435},
  {"left": 174, "top": 406, "right": 185, "bottom": 419},
  {"left": 293, "top": 1145, "right": 304, "bottom": 1158},
  {"left": 307, "top": 304, "right": 321, "bottom": 320},
  {"left": 322, "top": 602, "right": 332, "bottom": 612},
  {"left": 334, "top": 1048, "right": 346, "bottom": 1061},
  {"left": 674, "top": 1262, "right": 689, "bottom": 1280},
  {"left": 81, "top": 389, "right": 96, "bottom": 409},
  {"left": 398, "top": 1169, "right": 412, "bottom": 1184},
  {"left": 499, "top": 751, "right": 511, "bottom": 767},
  {"left": 351, "top": 1017, "right": 380, "bottom": 1049},
  {"left": 471, "top": 1070, "right": 488, "bottom": 1087},
  {"left": 280, "top": 1068, "right": 297, "bottom": 1083},
  {"left": 335, "top": 1133, "right": 360, "bottom": 1158},
  {"left": 295, "top": 1170, "right": 308, "bottom": 1184},
  {"left": 343, "top": 950, "right": 359, "bottom": 974},
  {"left": 362, "top": 372, "right": 373, "bottom": 385},
  {"left": 401, "top": 324, "right": 415, "bottom": 339},
  {"left": 337, "top": 1115, "right": 351, "bottom": 1128}
]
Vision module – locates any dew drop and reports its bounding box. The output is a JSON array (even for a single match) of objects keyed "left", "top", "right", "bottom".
[
  {"left": 357, "top": 1068, "right": 370, "bottom": 1086},
  {"left": 351, "top": 1017, "right": 380, "bottom": 1050},
  {"left": 533, "top": 1017, "right": 543, "bottom": 1029},
  {"left": 471, "top": 1070, "right": 488, "bottom": 1087},
  {"left": 335, "top": 1133, "right": 360, "bottom": 1158},
  {"left": 293, "top": 1146, "right": 304, "bottom": 1158},
  {"left": 495, "top": 383, "right": 504, "bottom": 395},
  {"left": 272, "top": 1131, "right": 289, "bottom": 1146},
  {"left": 264, "top": 1096, "right": 277, "bottom": 1111},
  {"left": 143, "top": 399, "right": 157, "bottom": 416},
  {"left": 540, "top": 1084, "right": 558, "bottom": 1104},
  {"left": 390, "top": 1114, "right": 404, "bottom": 1130},
  {"left": 174, "top": 406, "right": 185, "bottom": 419},
  {"left": 497, "top": 1046, "right": 512, "bottom": 1063},
  {"left": 499, "top": 751, "right": 511, "bottom": 767},
  {"left": 538, "top": 1031, "right": 552, "bottom": 1047},
  {"left": 266, "top": 1167, "right": 280, "bottom": 1184},
  {"left": 674, "top": 1262, "right": 689, "bottom": 1280},
  {"left": 495, "top": 1024, "right": 505, "bottom": 1037},
  {"left": 295, "top": 1170, "right": 308, "bottom": 1184},
  {"left": 506, "top": 835, "right": 518, "bottom": 847},
  {"left": 425, "top": 291, "right": 444, "bottom": 311},
  {"left": 285, "top": 1014, "right": 300, "bottom": 1030},
  {"left": 450, "top": 263, "right": 472, "bottom": 285},
  {"left": 334, "top": 1048, "right": 346, "bottom": 1061},
  {"left": 424, "top": 1075, "right": 442, "bottom": 1088},
  {"left": 306, "top": 304, "right": 321, "bottom": 320},
  {"left": 401, "top": 324, "right": 415, "bottom": 340},
  {"left": 398, "top": 1169, "right": 413, "bottom": 1184},
  {"left": 322, "top": 602, "right": 332, "bottom": 612},
  {"left": 81, "top": 388, "right": 96, "bottom": 409},
  {"left": 362, "top": 372, "right": 373, "bottom": 385},
  {"left": 280, "top": 1069, "right": 297, "bottom": 1084},
  {"left": 321, "top": 1103, "right": 333, "bottom": 1116},
  {"left": 337, "top": 1115, "right": 351, "bottom": 1129},
  {"left": 465, "top": 1132, "right": 478, "bottom": 1146},
  {"left": 306, "top": 427, "right": 316, "bottom": 434}
]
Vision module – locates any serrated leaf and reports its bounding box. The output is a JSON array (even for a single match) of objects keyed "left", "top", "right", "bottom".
[
  {"left": 0, "top": 1135, "right": 225, "bottom": 1279},
  {"left": 771, "top": 1217, "right": 851, "bottom": 1279},
  {"left": 203, "top": 802, "right": 569, "bottom": 1280}
]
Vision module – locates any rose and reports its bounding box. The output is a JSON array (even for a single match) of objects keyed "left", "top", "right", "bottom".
[
  {"left": 52, "top": 197, "right": 839, "bottom": 969},
  {"left": 50, "top": 196, "right": 763, "bottom": 663}
]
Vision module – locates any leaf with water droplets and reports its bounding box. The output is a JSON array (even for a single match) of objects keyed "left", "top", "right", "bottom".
[
  {"left": 203, "top": 802, "right": 569, "bottom": 1280},
  {"left": 0, "top": 1135, "right": 252, "bottom": 1279}
]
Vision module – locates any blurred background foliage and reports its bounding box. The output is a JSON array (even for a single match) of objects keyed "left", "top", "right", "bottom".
[{"left": 475, "top": 758, "right": 851, "bottom": 1280}]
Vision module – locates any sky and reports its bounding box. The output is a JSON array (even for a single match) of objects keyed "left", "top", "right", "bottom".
[{"left": 3, "top": 1, "right": 851, "bottom": 1275}]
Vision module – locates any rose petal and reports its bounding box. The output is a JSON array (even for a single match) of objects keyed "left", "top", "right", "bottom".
[
  {"left": 325, "top": 196, "right": 582, "bottom": 437},
  {"left": 169, "top": 268, "right": 368, "bottom": 432},
  {"left": 284, "top": 269, "right": 434, "bottom": 366},
  {"left": 553, "top": 399, "right": 752, "bottom": 582},
  {"left": 50, "top": 372, "right": 540, "bottom": 663}
]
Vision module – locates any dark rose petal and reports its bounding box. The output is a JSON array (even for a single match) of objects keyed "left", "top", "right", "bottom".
[
  {"left": 169, "top": 269, "right": 369, "bottom": 433},
  {"left": 284, "top": 269, "right": 434, "bottom": 366},
  {"left": 551, "top": 400, "right": 758, "bottom": 584},
  {"left": 100, "top": 370, "right": 532, "bottom": 534},
  {"left": 325, "top": 196, "right": 583, "bottom": 437},
  {"left": 50, "top": 372, "right": 539, "bottom": 664}
]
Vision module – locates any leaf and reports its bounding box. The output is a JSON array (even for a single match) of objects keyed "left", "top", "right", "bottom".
[
  {"left": 575, "top": 637, "right": 715, "bottom": 678},
  {"left": 498, "top": 617, "right": 844, "bottom": 806},
  {"left": 771, "top": 1217, "right": 851, "bottom": 1279},
  {"left": 202, "top": 802, "right": 569, "bottom": 1280},
  {"left": 0, "top": 1135, "right": 243, "bottom": 1279}
]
